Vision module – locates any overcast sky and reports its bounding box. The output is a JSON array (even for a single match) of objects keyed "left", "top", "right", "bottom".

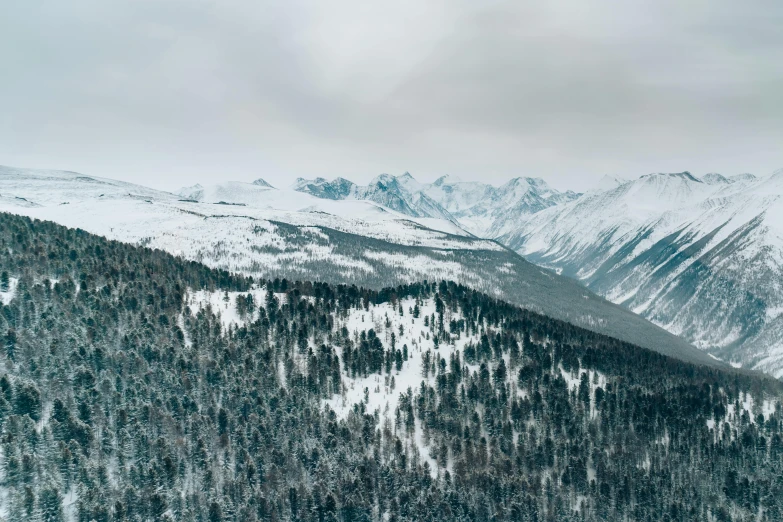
[{"left": 2, "top": 0, "right": 781, "bottom": 192}]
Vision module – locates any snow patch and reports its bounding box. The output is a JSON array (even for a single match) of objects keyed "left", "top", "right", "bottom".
[{"left": 0, "top": 277, "right": 17, "bottom": 305}]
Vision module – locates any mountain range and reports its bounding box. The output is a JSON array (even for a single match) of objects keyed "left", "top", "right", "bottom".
[
  {"left": 0, "top": 165, "right": 718, "bottom": 369},
  {"left": 1, "top": 164, "right": 781, "bottom": 376},
  {"left": 291, "top": 172, "right": 580, "bottom": 236}
]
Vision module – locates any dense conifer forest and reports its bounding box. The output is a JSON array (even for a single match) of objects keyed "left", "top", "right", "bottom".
[{"left": 1, "top": 212, "right": 782, "bottom": 521}]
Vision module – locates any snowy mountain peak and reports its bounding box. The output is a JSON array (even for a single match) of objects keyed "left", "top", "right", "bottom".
[
  {"left": 500, "top": 176, "right": 555, "bottom": 197},
  {"left": 292, "top": 177, "right": 355, "bottom": 200},
  {"left": 593, "top": 170, "right": 718, "bottom": 216},
  {"left": 293, "top": 177, "right": 328, "bottom": 186},
  {"left": 368, "top": 173, "right": 398, "bottom": 188},
  {"left": 394, "top": 172, "right": 424, "bottom": 194},
  {"left": 251, "top": 178, "right": 275, "bottom": 188},
  {"left": 433, "top": 174, "right": 464, "bottom": 186},
  {"left": 176, "top": 184, "right": 205, "bottom": 200},
  {"left": 701, "top": 173, "right": 730, "bottom": 185},
  {"left": 641, "top": 171, "right": 701, "bottom": 183}
]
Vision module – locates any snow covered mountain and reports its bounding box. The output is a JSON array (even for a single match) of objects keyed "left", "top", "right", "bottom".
[
  {"left": 352, "top": 173, "right": 458, "bottom": 222},
  {"left": 293, "top": 172, "right": 459, "bottom": 224},
  {"left": 501, "top": 170, "right": 783, "bottom": 376},
  {"left": 294, "top": 172, "right": 580, "bottom": 236},
  {"left": 292, "top": 177, "right": 355, "bottom": 200},
  {"left": 0, "top": 164, "right": 718, "bottom": 368},
  {"left": 438, "top": 176, "right": 581, "bottom": 237}
]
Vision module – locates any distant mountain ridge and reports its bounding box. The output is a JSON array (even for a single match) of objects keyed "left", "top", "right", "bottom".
[
  {"left": 292, "top": 177, "right": 354, "bottom": 200},
  {"left": 292, "top": 173, "right": 459, "bottom": 224},
  {"left": 293, "top": 171, "right": 580, "bottom": 235}
]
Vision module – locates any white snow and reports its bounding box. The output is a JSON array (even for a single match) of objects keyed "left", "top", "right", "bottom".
[
  {"left": 0, "top": 277, "right": 17, "bottom": 305},
  {"left": 186, "top": 287, "right": 270, "bottom": 330}
]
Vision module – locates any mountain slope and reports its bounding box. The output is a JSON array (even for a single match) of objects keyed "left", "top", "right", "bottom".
[
  {"left": 1, "top": 212, "right": 782, "bottom": 521},
  {"left": 502, "top": 171, "right": 783, "bottom": 376},
  {"left": 0, "top": 165, "right": 719, "bottom": 367},
  {"left": 175, "top": 179, "right": 471, "bottom": 238}
]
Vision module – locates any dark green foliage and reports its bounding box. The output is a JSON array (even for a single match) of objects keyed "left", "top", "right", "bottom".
[
  {"left": 0, "top": 213, "right": 782, "bottom": 521},
  {"left": 13, "top": 382, "right": 41, "bottom": 421}
]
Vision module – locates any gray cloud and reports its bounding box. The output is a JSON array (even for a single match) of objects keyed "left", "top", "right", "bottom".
[{"left": 1, "top": 0, "right": 781, "bottom": 191}]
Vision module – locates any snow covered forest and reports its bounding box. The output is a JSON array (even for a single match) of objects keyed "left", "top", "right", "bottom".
[{"left": 1, "top": 213, "right": 783, "bottom": 521}]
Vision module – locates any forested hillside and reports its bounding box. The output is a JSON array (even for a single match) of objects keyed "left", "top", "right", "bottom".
[{"left": 1, "top": 212, "right": 783, "bottom": 521}]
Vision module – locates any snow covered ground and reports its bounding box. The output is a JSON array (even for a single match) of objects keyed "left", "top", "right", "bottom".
[
  {"left": 0, "top": 278, "right": 18, "bottom": 306},
  {"left": 184, "top": 288, "right": 779, "bottom": 479}
]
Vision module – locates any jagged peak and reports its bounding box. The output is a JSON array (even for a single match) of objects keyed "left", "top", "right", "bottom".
[
  {"left": 292, "top": 177, "right": 328, "bottom": 189},
  {"left": 432, "top": 174, "right": 465, "bottom": 186},
  {"left": 503, "top": 177, "right": 530, "bottom": 187},
  {"left": 176, "top": 183, "right": 202, "bottom": 193},
  {"left": 174, "top": 183, "right": 205, "bottom": 200},
  {"left": 331, "top": 177, "right": 354, "bottom": 185},
  {"left": 701, "top": 173, "right": 729, "bottom": 185},
  {"left": 368, "top": 173, "right": 398, "bottom": 189},
  {"left": 292, "top": 176, "right": 355, "bottom": 199},
  {"left": 640, "top": 171, "right": 701, "bottom": 183},
  {"left": 503, "top": 176, "right": 550, "bottom": 190},
  {"left": 251, "top": 178, "right": 275, "bottom": 188}
]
